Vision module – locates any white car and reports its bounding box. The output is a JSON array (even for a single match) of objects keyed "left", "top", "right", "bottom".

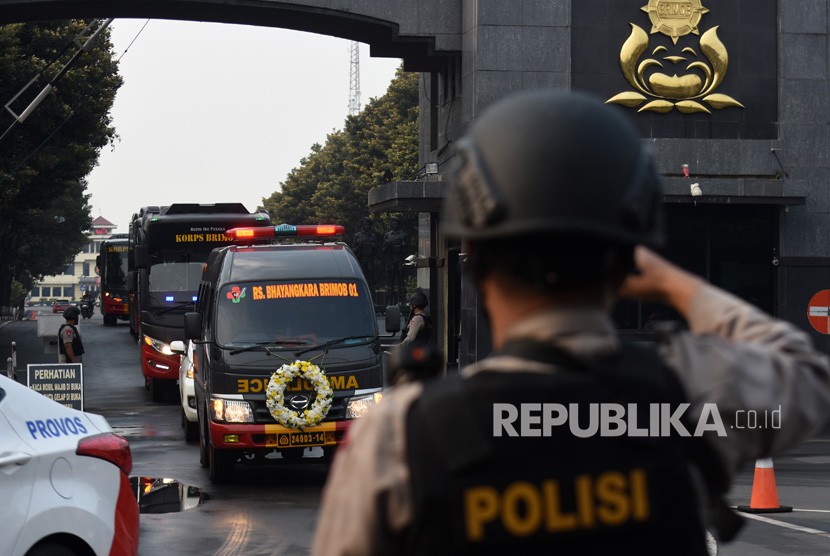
[
  {"left": 173, "top": 340, "right": 199, "bottom": 442},
  {"left": 0, "top": 375, "right": 139, "bottom": 556}
]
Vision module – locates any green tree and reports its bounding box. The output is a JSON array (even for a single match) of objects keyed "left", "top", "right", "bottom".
[
  {"left": 0, "top": 20, "right": 122, "bottom": 312},
  {"left": 263, "top": 66, "right": 419, "bottom": 236}
]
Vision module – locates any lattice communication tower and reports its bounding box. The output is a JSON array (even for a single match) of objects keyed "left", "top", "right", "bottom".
[{"left": 348, "top": 41, "right": 361, "bottom": 115}]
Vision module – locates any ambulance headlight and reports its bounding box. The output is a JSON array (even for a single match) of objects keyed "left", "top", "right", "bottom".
[
  {"left": 144, "top": 334, "right": 174, "bottom": 356},
  {"left": 346, "top": 392, "right": 383, "bottom": 419},
  {"left": 210, "top": 398, "right": 254, "bottom": 423}
]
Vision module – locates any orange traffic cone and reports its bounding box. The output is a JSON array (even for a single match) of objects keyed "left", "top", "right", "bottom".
[{"left": 737, "top": 458, "right": 792, "bottom": 513}]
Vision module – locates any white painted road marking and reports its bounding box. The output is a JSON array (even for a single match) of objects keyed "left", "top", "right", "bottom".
[{"left": 739, "top": 512, "right": 830, "bottom": 539}]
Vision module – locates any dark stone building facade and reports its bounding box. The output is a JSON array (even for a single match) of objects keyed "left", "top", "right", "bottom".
[{"left": 369, "top": 0, "right": 830, "bottom": 365}]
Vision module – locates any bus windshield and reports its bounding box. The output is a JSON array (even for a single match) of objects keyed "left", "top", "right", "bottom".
[
  {"left": 149, "top": 262, "right": 204, "bottom": 293},
  {"left": 102, "top": 250, "right": 128, "bottom": 292},
  {"left": 215, "top": 280, "right": 376, "bottom": 347}
]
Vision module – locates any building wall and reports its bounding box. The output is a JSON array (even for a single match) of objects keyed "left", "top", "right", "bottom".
[
  {"left": 371, "top": 0, "right": 830, "bottom": 363},
  {"left": 426, "top": 0, "right": 830, "bottom": 363},
  {"left": 31, "top": 227, "right": 116, "bottom": 302}
]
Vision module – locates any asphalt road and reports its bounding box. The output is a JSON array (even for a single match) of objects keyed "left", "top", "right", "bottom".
[
  {"left": 721, "top": 438, "right": 830, "bottom": 555},
  {"left": 2, "top": 307, "right": 830, "bottom": 555},
  {"left": 3, "top": 308, "right": 326, "bottom": 555}
]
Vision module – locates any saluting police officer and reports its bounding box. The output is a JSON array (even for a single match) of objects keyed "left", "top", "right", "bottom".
[{"left": 312, "top": 91, "right": 830, "bottom": 555}]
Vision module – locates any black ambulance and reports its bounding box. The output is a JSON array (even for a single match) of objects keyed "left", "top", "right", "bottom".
[{"left": 183, "top": 224, "right": 397, "bottom": 483}]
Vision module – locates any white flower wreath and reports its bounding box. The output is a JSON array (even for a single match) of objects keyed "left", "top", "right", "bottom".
[{"left": 265, "top": 360, "right": 333, "bottom": 429}]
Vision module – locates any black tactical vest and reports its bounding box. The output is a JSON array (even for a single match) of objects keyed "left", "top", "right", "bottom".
[
  {"left": 58, "top": 324, "right": 85, "bottom": 357},
  {"left": 404, "top": 341, "right": 723, "bottom": 555},
  {"left": 404, "top": 314, "right": 433, "bottom": 344}
]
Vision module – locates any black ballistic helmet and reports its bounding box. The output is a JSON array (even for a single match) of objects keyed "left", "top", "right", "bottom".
[
  {"left": 63, "top": 305, "right": 81, "bottom": 320},
  {"left": 410, "top": 291, "right": 429, "bottom": 309},
  {"left": 386, "top": 342, "right": 442, "bottom": 385},
  {"left": 442, "top": 90, "right": 664, "bottom": 247}
]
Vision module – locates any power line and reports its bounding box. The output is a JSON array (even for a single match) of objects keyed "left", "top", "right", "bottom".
[
  {"left": 0, "top": 18, "right": 113, "bottom": 146},
  {"left": 1, "top": 19, "right": 149, "bottom": 180},
  {"left": 117, "top": 19, "right": 151, "bottom": 62}
]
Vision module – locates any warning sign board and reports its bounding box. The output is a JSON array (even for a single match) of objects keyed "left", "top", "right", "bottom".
[
  {"left": 808, "top": 290, "right": 830, "bottom": 335},
  {"left": 27, "top": 363, "right": 84, "bottom": 410}
]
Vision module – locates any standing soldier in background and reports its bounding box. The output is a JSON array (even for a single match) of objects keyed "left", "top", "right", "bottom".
[
  {"left": 312, "top": 91, "right": 830, "bottom": 555},
  {"left": 388, "top": 290, "right": 440, "bottom": 387},
  {"left": 399, "top": 291, "right": 432, "bottom": 348},
  {"left": 58, "top": 306, "right": 84, "bottom": 364}
]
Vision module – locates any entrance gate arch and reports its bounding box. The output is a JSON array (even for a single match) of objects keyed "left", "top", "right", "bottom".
[{"left": 0, "top": 0, "right": 460, "bottom": 72}]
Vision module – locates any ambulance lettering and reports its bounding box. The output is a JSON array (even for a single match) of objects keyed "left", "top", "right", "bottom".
[
  {"left": 25, "top": 417, "right": 88, "bottom": 439},
  {"left": 237, "top": 374, "right": 360, "bottom": 393}
]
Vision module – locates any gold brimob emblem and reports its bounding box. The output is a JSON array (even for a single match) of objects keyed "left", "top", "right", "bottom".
[
  {"left": 607, "top": 0, "right": 743, "bottom": 114},
  {"left": 641, "top": 0, "right": 708, "bottom": 44}
]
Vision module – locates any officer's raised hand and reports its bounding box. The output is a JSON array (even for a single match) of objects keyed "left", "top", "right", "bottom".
[{"left": 618, "top": 246, "right": 704, "bottom": 317}]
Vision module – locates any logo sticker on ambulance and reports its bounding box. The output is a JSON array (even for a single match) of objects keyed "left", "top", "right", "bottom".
[{"left": 226, "top": 286, "right": 246, "bottom": 304}]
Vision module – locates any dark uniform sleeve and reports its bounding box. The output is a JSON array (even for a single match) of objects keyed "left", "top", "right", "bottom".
[
  {"left": 665, "top": 284, "right": 830, "bottom": 474},
  {"left": 312, "top": 383, "right": 423, "bottom": 555}
]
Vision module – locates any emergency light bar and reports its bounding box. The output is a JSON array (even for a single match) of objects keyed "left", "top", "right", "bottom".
[{"left": 226, "top": 224, "right": 345, "bottom": 240}]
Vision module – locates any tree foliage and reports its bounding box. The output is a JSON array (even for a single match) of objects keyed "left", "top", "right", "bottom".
[
  {"left": 0, "top": 20, "right": 122, "bottom": 309},
  {"left": 263, "top": 66, "right": 419, "bottom": 236}
]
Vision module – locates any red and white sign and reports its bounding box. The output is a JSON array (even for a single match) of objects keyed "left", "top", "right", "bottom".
[{"left": 807, "top": 290, "right": 830, "bottom": 334}]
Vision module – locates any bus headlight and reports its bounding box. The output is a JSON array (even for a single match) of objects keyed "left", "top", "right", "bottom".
[
  {"left": 210, "top": 398, "right": 254, "bottom": 423},
  {"left": 144, "top": 335, "right": 174, "bottom": 355},
  {"left": 346, "top": 392, "right": 383, "bottom": 419}
]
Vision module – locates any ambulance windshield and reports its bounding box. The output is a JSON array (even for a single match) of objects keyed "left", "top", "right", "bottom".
[{"left": 215, "top": 280, "right": 376, "bottom": 347}]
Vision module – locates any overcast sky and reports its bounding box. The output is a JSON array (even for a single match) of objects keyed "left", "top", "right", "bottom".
[{"left": 86, "top": 19, "right": 401, "bottom": 232}]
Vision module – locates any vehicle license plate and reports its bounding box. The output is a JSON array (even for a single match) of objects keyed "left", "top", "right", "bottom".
[{"left": 269, "top": 431, "right": 334, "bottom": 448}]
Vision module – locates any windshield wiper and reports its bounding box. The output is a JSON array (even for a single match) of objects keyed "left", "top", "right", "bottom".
[
  {"left": 294, "top": 335, "right": 375, "bottom": 357},
  {"left": 229, "top": 339, "right": 312, "bottom": 356},
  {"left": 153, "top": 300, "right": 195, "bottom": 316}
]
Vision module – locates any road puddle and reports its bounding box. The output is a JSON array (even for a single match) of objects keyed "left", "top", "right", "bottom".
[
  {"left": 129, "top": 477, "right": 208, "bottom": 513},
  {"left": 112, "top": 425, "right": 144, "bottom": 437}
]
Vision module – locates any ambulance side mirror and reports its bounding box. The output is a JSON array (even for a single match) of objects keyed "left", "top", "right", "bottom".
[{"left": 385, "top": 305, "right": 401, "bottom": 334}]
